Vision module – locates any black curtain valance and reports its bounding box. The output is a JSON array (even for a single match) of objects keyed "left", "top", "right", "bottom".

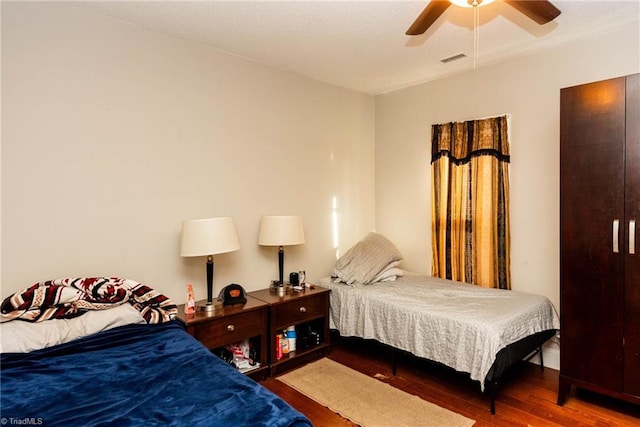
[{"left": 431, "top": 115, "right": 510, "bottom": 164}]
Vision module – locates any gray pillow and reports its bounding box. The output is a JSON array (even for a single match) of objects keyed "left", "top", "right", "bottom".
[{"left": 333, "top": 232, "right": 402, "bottom": 285}]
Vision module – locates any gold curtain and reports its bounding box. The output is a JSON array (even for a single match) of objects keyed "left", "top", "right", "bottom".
[{"left": 431, "top": 115, "right": 511, "bottom": 289}]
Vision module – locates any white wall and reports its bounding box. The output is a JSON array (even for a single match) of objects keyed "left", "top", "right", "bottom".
[
  {"left": 375, "top": 23, "right": 640, "bottom": 313},
  {"left": 1, "top": 2, "right": 376, "bottom": 303}
]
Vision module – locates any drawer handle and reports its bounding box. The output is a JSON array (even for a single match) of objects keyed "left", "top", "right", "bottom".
[
  {"left": 299, "top": 306, "right": 307, "bottom": 313},
  {"left": 227, "top": 324, "right": 235, "bottom": 332}
]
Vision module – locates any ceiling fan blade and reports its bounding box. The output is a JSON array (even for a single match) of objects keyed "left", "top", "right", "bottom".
[
  {"left": 504, "top": 0, "right": 561, "bottom": 25},
  {"left": 406, "top": 1, "right": 451, "bottom": 36}
]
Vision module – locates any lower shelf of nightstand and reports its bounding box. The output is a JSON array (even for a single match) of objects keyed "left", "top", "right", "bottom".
[
  {"left": 245, "top": 365, "right": 270, "bottom": 381},
  {"left": 270, "top": 343, "right": 331, "bottom": 377}
]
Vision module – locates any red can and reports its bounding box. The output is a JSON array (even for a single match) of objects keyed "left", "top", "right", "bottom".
[{"left": 276, "top": 334, "right": 282, "bottom": 360}]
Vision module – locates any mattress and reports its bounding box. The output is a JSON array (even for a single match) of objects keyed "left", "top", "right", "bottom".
[
  {"left": 318, "top": 274, "right": 559, "bottom": 388},
  {"left": 1, "top": 321, "right": 311, "bottom": 427}
]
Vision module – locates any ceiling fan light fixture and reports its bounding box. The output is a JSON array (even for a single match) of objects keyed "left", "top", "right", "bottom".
[
  {"left": 450, "top": 0, "right": 495, "bottom": 8},
  {"left": 406, "top": 1, "right": 559, "bottom": 36}
]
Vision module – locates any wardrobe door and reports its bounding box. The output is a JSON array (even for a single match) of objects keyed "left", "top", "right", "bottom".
[
  {"left": 624, "top": 73, "right": 640, "bottom": 398},
  {"left": 560, "top": 77, "right": 626, "bottom": 392}
]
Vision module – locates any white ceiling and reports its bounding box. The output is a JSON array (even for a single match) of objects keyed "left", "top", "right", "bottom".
[{"left": 75, "top": 0, "right": 640, "bottom": 94}]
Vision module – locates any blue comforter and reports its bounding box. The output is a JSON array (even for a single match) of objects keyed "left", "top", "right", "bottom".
[{"left": 1, "top": 321, "right": 311, "bottom": 427}]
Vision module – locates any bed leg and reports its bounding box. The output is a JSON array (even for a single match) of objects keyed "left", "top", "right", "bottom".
[
  {"left": 489, "top": 381, "right": 497, "bottom": 415},
  {"left": 391, "top": 348, "right": 397, "bottom": 375},
  {"left": 539, "top": 346, "right": 544, "bottom": 371}
]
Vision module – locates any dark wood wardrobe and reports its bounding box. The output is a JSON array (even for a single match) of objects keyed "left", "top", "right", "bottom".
[{"left": 558, "top": 73, "right": 639, "bottom": 406}]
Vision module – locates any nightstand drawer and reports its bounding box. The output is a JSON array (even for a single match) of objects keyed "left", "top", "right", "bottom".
[
  {"left": 194, "top": 310, "right": 263, "bottom": 349},
  {"left": 274, "top": 296, "right": 326, "bottom": 327}
]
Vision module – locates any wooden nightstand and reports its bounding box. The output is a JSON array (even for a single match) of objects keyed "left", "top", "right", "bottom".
[
  {"left": 175, "top": 295, "right": 269, "bottom": 380},
  {"left": 249, "top": 286, "right": 331, "bottom": 376}
]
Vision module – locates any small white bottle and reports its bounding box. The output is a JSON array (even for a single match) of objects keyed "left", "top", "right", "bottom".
[
  {"left": 299, "top": 271, "right": 306, "bottom": 287},
  {"left": 286, "top": 325, "right": 296, "bottom": 352}
]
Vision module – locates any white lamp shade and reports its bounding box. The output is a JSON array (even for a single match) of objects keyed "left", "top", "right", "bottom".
[
  {"left": 258, "top": 216, "right": 305, "bottom": 246},
  {"left": 180, "top": 217, "right": 241, "bottom": 257}
]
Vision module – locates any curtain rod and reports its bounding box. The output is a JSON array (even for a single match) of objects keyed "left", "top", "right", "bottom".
[{"left": 433, "top": 113, "right": 511, "bottom": 126}]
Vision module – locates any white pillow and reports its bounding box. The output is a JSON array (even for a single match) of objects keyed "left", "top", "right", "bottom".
[
  {"left": 333, "top": 232, "right": 402, "bottom": 285},
  {"left": 0, "top": 303, "right": 145, "bottom": 354},
  {"left": 372, "top": 266, "right": 404, "bottom": 283}
]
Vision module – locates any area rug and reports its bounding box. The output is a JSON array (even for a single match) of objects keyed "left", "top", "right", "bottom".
[{"left": 278, "top": 358, "right": 475, "bottom": 427}]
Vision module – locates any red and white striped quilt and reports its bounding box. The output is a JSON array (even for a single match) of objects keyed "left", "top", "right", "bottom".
[{"left": 1, "top": 277, "right": 177, "bottom": 324}]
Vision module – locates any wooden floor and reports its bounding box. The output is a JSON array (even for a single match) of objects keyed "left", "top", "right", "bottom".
[{"left": 261, "top": 336, "right": 640, "bottom": 426}]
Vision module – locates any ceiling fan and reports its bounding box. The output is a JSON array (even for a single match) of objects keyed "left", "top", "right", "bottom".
[{"left": 406, "top": 0, "right": 561, "bottom": 36}]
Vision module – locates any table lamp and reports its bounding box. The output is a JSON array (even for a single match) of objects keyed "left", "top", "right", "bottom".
[
  {"left": 258, "top": 215, "right": 305, "bottom": 286},
  {"left": 180, "top": 217, "right": 240, "bottom": 312}
]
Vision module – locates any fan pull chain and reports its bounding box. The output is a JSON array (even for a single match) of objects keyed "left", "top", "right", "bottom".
[{"left": 473, "top": 3, "right": 480, "bottom": 69}]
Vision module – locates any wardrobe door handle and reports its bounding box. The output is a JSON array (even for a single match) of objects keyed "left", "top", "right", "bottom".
[
  {"left": 630, "top": 220, "right": 636, "bottom": 255},
  {"left": 613, "top": 219, "right": 620, "bottom": 253}
]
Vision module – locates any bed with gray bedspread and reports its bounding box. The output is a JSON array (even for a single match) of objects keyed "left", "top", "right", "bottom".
[{"left": 318, "top": 273, "right": 559, "bottom": 412}]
